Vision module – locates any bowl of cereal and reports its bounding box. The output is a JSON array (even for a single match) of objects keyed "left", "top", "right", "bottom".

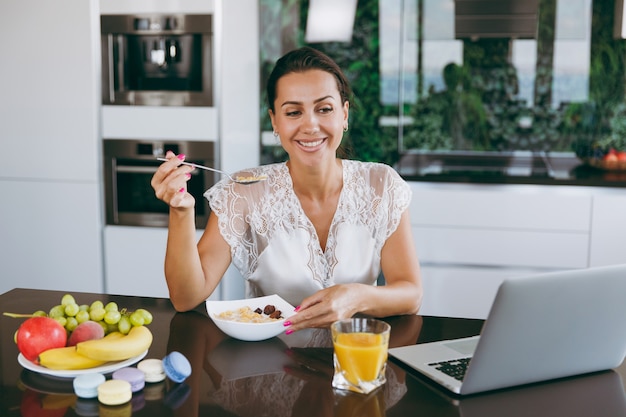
[{"left": 206, "top": 294, "right": 297, "bottom": 341}]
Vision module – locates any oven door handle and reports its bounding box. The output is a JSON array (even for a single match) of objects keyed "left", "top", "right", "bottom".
[{"left": 115, "top": 165, "right": 159, "bottom": 174}]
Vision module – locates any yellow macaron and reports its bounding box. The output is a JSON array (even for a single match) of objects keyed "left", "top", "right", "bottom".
[{"left": 97, "top": 379, "right": 132, "bottom": 406}]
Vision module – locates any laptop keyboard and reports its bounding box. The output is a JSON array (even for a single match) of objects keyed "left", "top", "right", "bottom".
[{"left": 429, "top": 357, "right": 471, "bottom": 381}]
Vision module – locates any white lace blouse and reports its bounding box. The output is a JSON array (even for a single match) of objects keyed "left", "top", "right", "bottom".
[{"left": 204, "top": 160, "right": 411, "bottom": 307}]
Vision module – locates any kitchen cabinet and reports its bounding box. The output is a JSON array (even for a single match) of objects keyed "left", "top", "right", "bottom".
[
  {"left": 99, "top": 0, "right": 258, "bottom": 300},
  {"left": 589, "top": 193, "right": 626, "bottom": 267},
  {"left": 104, "top": 226, "right": 244, "bottom": 301},
  {"left": 0, "top": 181, "right": 103, "bottom": 295},
  {"left": 409, "top": 182, "right": 593, "bottom": 319},
  {"left": 0, "top": 0, "right": 103, "bottom": 294}
]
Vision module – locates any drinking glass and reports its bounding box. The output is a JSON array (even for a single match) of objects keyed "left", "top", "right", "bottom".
[{"left": 331, "top": 318, "right": 391, "bottom": 394}]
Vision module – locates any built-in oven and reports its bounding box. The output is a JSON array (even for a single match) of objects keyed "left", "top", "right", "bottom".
[
  {"left": 101, "top": 14, "right": 213, "bottom": 106},
  {"left": 103, "top": 139, "right": 216, "bottom": 228}
]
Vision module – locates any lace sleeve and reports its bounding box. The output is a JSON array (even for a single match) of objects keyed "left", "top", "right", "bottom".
[
  {"left": 376, "top": 163, "right": 412, "bottom": 240},
  {"left": 203, "top": 164, "right": 282, "bottom": 278},
  {"left": 204, "top": 178, "right": 255, "bottom": 275}
]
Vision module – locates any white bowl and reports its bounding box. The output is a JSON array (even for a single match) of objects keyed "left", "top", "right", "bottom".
[{"left": 206, "top": 294, "right": 296, "bottom": 342}]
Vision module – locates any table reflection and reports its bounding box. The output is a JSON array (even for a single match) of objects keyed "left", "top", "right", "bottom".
[{"left": 165, "top": 311, "right": 423, "bottom": 417}]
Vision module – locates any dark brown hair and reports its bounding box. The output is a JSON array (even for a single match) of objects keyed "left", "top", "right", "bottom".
[{"left": 266, "top": 46, "right": 353, "bottom": 113}]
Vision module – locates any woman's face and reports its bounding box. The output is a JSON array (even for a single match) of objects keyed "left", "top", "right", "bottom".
[{"left": 269, "top": 69, "right": 349, "bottom": 168}]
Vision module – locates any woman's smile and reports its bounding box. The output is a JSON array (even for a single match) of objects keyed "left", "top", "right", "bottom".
[{"left": 296, "top": 138, "right": 326, "bottom": 150}]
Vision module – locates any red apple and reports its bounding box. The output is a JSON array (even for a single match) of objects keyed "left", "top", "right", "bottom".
[
  {"left": 617, "top": 151, "right": 626, "bottom": 162},
  {"left": 16, "top": 317, "right": 67, "bottom": 362}
]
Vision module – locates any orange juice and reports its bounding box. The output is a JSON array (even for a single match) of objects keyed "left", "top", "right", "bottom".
[{"left": 333, "top": 332, "right": 388, "bottom": 384}]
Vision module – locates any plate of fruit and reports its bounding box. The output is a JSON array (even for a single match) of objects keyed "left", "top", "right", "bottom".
[
  {"left": 18, "top": 349, "right": 148, "bottom": 378},
  {"left": 5, "top": 293, "right": 154, "bottom": 378}
]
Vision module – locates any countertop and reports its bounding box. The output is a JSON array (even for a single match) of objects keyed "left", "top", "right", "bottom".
[
  {"left": 396, "top": 151, "right": 626, "bottom": 188},
  {"left": 2, "top": 288, "right": 626, "bottom": 416}
]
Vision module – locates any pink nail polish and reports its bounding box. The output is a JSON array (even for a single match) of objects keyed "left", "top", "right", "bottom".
[
  {"left": 178, "top": 187, "right": 185, "bottom": 193},
  {"left": 185, "top": 172, "right": 191, "bottom": 179},
  {"left": 285, "top": 329, "right": 294, "bottom": 335},
  {"left": 294, "top": 305, "right": 301, "bottom": 312},
  {"left": 177, "top": 154, "right": 186, "bottom": 160},
  {"left": 283, "top": 320, "right": 291, "bottom": 327}
]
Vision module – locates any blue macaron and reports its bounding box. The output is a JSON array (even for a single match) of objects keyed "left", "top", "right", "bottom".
[
  {"left": 162, "top": 351, "right": 192, "bottom": 383},
  {"left": 73, "top": 372, "right": 106, "bottom": 399}
]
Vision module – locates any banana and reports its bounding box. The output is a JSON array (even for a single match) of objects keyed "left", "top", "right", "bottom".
[
  {"left": 76, "top": 325, "right": 153, "bottom": 362},
  {"left": 38, "top": 346, "right": 107, "bottom": 370}
]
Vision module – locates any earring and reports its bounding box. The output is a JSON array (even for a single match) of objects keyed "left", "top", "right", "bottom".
[
  {"left": 273, "top": 130, "right": 279, "bottom": 137},
  {"left": 343, "top": 124, "right": 348, "bottom": 133}
]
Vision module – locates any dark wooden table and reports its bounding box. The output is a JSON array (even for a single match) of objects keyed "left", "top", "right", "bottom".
[{"left": 1, "top": 288, "right": 625, "bottom": 416}]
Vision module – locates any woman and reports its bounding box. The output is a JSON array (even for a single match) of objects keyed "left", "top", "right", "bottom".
[{"left": 151, "top": 46, "right": 422, "bottom": 333}]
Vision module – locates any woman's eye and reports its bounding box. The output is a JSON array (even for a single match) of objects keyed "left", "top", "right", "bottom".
[
  {"left": 285, "top": 110, "right": 301, "bottom": 117},
  {"left": 318, "top": 106, "right": 333, "bottom": 114}
]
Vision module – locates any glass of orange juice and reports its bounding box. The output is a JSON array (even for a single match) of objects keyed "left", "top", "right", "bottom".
[{"left": 331, "top": 318, "right": 391, "bottom": 394}]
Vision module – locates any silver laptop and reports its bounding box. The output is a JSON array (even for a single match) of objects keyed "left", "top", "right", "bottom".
[{"left": 389, "top": 264, "right": 626, "bottom": 395}]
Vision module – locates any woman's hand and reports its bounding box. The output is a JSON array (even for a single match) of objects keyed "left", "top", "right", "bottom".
[
  {"left": 285, "top": 284, "right": 361, "bottom": 332},
  {"left": 151, "top": 151, "right": 196, "bottom": 210}
]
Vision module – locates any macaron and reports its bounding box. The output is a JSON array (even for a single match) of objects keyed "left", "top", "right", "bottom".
[
  {"left": 162, "top": 351, "right": 192, "bottom": 383},
  {"left": 73, "top": 372, "right": 106, "bottom": 399},
  {"left": 137, "top": 358, "right": 166, "bottom": 383},
  {"left": 97, "top": 379, "right": 132, "bottom": 406},
  {"left": 112, "top": 367, "right": 145, "bottom": 393}
]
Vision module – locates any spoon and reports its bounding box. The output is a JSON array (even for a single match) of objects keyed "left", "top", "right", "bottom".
[{"left": 156, "top": 158, "right": 267, "bottom": 184}]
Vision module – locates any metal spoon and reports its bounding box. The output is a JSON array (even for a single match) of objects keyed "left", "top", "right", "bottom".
[{"left": 156, "top": 158, "right": 267, "bottom": 184}]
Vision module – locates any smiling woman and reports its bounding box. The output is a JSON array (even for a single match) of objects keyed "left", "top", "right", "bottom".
[{"left": 151, "top": 46, "right": 423, "bottom": 333}]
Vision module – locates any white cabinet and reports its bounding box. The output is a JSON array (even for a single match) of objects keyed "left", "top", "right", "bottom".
[
  {"left": 104, "top": 227, "right": 172, "bottom": 298},
  {"left": 0, "top": 181, "right": 103, "bottom": 295},
  {"left": 0, "top": 0, "right": 101, "bottom": 182},
  {"left": 0, "top": 0, "right": 103, "bottom": 294},
  {"left": 589, "top": 193, "right": 626, "bottom": 267},
  {"left": 99, "top": 0, "right": 258, "bottom": 301},
  {"left": 409, "top": 183, "right": 593, "bottom": 319},
  {"left": 104, "top": 226, "right": 243, "bottom": 301}
]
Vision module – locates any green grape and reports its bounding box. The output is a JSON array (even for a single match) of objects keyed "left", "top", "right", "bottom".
[
  {"left": 118, "top": 315, "right": 132, "bottom": 335},
  {"left": 104, "top": 302, "right": 119, "bottom": 312},
  {"left": 54, "top": 316, "right": 67, "bottom": 327},
  {"left": 106, "top": 322, "right": 118, "bottom": 334},
  {"left": 129, "top": 312, "right": 144, "bottom": 327},
  {"left": 32, "top": 310, "right": 47, "bottom": 317},
  {"left": 49, "top": 305, "right": 65, "bottom": 318},
  {"left": 89, "top": 307, "right": 106, "bottom": 322},
  {"left": 61, "top": 293, "right": 76, "bottom": 306},
  {"left": 75, "top": 310, "right": 90, "bottom": 324},
  {"left": 90, "top": 300, "right": 104, "bottom": 311},
  {"left": 135, "top": 308, "right": 153, "bottom": 325},
  {"left": 65, "top": 317, "right": 78, "bottom": 331},
  {"left": 104, "top": 310, "right": 121, "bottom": 325},
  {"left": 64, "top": 303, "right": 80, "bottom": 317},
  {"left": 96, "top": 320, "right": 108, "bottom": 334},
  {"left": 79, "top": 304, "right": 89, "bottom": 311}
]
